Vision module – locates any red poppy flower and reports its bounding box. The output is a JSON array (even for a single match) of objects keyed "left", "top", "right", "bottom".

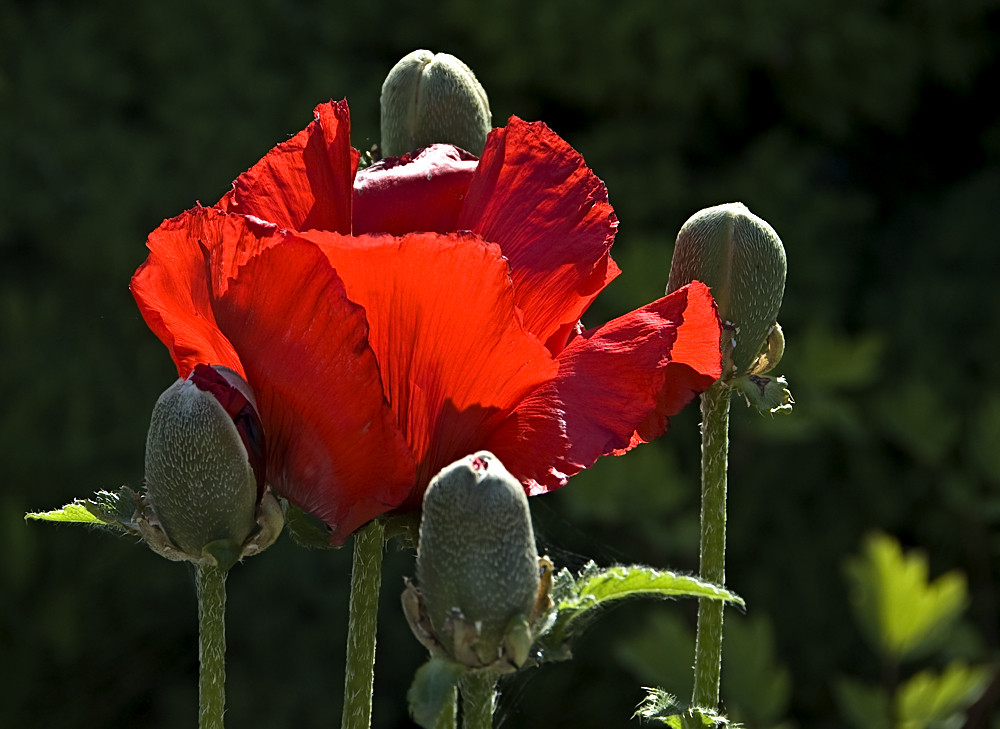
[{"left": 131, "top": 100, "right": 721, "bottom": 543}]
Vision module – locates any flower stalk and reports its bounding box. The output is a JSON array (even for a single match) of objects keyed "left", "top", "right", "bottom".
[
  {"left": 342, "top": 519, "right": 386, "bottom": 729},
  {"left": 196, "top": 564, "right": 228, "bottom": 729},
  {"left": 690, "top": 380, "right": 731, "bottom": 713},
  {"left": 459, "top": 671, "right": 497, "bottom": 729}
]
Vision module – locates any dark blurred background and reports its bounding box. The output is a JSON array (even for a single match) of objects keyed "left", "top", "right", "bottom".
[{"left": 3, "top": 1, "right": 999, "bottom": 727}]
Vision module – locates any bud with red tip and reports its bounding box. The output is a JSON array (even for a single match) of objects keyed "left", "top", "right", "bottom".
[
  {"left": 402, "top": 452, "right": 551, "bottom": 671},
  {"left": 141, "top": 364, "right": 282, "bottom": 570}
]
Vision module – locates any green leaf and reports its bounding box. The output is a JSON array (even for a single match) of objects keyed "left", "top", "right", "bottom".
[
  {"left": 634, "top": 687, "right": 737, "bottom": 727},
  {"left": 844, "top": 533, "right": 967, "bottom": 661},
  {"left": 25, "top": 487, "right": 139, "bottom": 532},
  {"left": 539, "top": 562, "right": 742, "bottom": 658},
  {"left": 834, "top": 678, "right": 892, "bottom": 729},
  {"left": 25, "top": 502, "right": 106, "bottom": 525},
  {"left": 897, "top": 661, "right": 992, "bottom": 728},
  {"left": 573, "top": 562, "right": 744, "bottom": 609},
  {"left": 731, "top": 374, "right": 794, "bottom": 415},
  {"left": 407, "top": 657, "right": 464, "bottom": 729}
]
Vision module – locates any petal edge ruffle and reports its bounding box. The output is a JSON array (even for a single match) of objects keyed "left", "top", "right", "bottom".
[{"left": 486, "top": 282, "right": 721, "bottom": 494}]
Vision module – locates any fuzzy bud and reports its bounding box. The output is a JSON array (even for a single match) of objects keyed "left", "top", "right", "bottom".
[
  {"left": 413, "top": 452, "right": 539, "bottom": 668},
  {"left": 144, "top": 364, "right": 266, "bottom": 569},
  {"left": 666, "top": 202, "right": 786, "bottom": 377},
  {"left": 380, "top": 49, "right": 492, "bottom": 157}
]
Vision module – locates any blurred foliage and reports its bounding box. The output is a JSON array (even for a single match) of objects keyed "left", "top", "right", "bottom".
[
  {"left": 3, "top": 0, "right": 1000, "bottom": 727},
  {"left": 836, "top": 533, "right": 993, "bottom": 729}
]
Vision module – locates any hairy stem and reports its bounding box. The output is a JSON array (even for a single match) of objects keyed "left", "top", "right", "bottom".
[
  {"left": 691, "top": 381, "right": 731, "bottom": 712},
  {"left": 459, "top": 671, "right": 497, "bottom": 729},
  {"left": 342, "top": 519, "right": 386, "bottom": 729},
  {"left": 196, "top": 564, "right": 228, "bottom": 729}
]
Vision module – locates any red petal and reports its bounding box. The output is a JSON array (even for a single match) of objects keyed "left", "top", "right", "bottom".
[
  {"left": 131, "top": 206, "right": 285, "bottom": 378},
  {"left": 626, "top": 281, "right": 723, "bottom": 449},
  {"left": 210, "top": 236, "right": 416, "bottom": 543},
  {"left": 301, "top": 230, "right": 559, "bottom": 504},
  {"left": 458, "top": 117, "right": 621, "bottom": 352},
  {"left": 218, "top": 100, "right": 358, "bottom": 234},
  {"left": 486, "top": 282, "right": 721, "bottom": 494},
  {"left": 353, "top": 144, "right": 478, "bottom": 235}
]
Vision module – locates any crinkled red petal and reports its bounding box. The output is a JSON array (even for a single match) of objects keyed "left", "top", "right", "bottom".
[
  {"left": 210, "top": 235, "right": 416, "bottom": 543},
  {"left": 353, "top": 144, "right": 478, "bottom": 235},
  {"left": 131, "top": 206, "right": 285, "bottom": 378},
  {"left": 486, "top": 282, "right": 721, "bottom": 494},
  {"left": 458, "top": 117, "right": 621, "bottom": 352},
  {"left": 301, "top": 229, "right": 559, "bottom": 506},
  {"left": 623, "top": 281, "right": 722, "bottom": 451},
  {"left": 218, "top": 100, "right": 358, "bottom": 234}
]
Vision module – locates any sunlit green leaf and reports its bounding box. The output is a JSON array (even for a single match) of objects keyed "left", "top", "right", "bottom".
[
  {"left": 844, "top": 533, "right": 967, "bottom": 661},
  {"left": 25, "top": 502, "right": 105, "bottom": 525},
  {"left": 634, "top": 687, "right": 738, "bottom": 727},
  {"left": 897, "top": 662, "right": 992, "bottom": 729},
  {"left": 25, "top": 487, "right": 139, "bottom": 533},
  {"left": 538, "top": 562, "right": 742, "bottom": 659}
]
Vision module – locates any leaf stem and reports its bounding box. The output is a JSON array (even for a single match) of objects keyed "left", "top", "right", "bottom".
[
  {"left": 691, "top": 380, "right": 731, "bottom": 712},
  {"left": 342, "top": 519, "right": 386, "bottom": 729},
  {"left": 459, "top": 671, "right": 496, "bottom": 729},
  {"left": 196, "top": 564, "right": 228, "bottom": 729}
]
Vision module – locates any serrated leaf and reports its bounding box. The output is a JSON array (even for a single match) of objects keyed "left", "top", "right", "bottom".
[
  {"left": 897, "top": 661, "right": 992, "bottom": 727},
  {"left": 844, "top": 533, "right": 967, "bottom": 661},
  {"left": 732, "top": 374, "right": 794, "bottom": 415},
  {"left": 573, "top": 563, "right": 743, "bottom": 609},
  {"left": 88, "top": 487, "right": 141, "bottom": 525},
  {"left": 407, "top": 657, "right": 463, "bottom": 729},
  {"left": 635, "top": 687, "right": 736, "bottom": 727},
  {"left": 539, "top": 563, "right": 742, "bottom": 656},
  {"left": 25, "top": 487, "right": 140, "bottom": 533},
  {"left": 25, "top": 502, "right": 106, "bottom": 525}
]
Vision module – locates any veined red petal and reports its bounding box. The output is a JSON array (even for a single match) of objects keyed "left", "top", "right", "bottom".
[
  {"left": 218, "top": 100, "right": 358, "bottom": 234},
  {"left": 486, "top": 282, "right": 722, "bottom": 494},
  {"left": 625, "top": 281, "right": 723, "bottom": 449},
  {"left": 301, "top": 230, "right": 559, "bottom": 504},
  {"left": 353, "top": 144, "right": 478, "bottom": 235},
  {"left": 210, "top": 236, "right": 416, "bottom": 543},
  {"left": 131, "top": 206, "right": 285, "bottom": 378},
  {"left": 458, "top": 117, "right": 621, "bottom": 352}
]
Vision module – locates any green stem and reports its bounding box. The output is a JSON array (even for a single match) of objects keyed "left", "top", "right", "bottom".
[
  {"left": 459, "top": 671, "right": 496, "bottom": 729},
  {"left": 691, "top": 380, "right": 731, "bottom": 712},
  {"left": 196, "top": 564, "right": 228, "bottom": 729},
  {"left": 341, "top": 519, "right": 386, "bottom": 729}
]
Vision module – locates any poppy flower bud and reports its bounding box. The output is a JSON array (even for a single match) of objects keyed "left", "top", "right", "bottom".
[
  {"left": 666, "top": 202, "right": 786, "bottom": 378},
  {"left": 410, "top": 452, "right": 541, "bottom": 669},
  {"left": 380, "top": 49, "right": 492, "bottom": 157},
  {"left": 144, "top": 364, "right": 268, "bottom": 569}
]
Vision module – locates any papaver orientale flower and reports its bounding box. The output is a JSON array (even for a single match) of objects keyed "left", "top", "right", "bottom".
[{"left": 131, "top": 100, "right": 722, "bottom": 543}]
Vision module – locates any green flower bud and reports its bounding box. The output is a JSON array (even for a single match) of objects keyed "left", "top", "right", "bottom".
[
  {"left": 666, "top": 202, "right": 787, "bottom": 378},
  {"left": 380, "top": 49, "right": 492, "bottom": 158},
  {"left": 143, "top": 364, "right": 272, "bottom": 569},
  {"left": 408, "top": 452, "right": 541, "bottom": 670}
]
